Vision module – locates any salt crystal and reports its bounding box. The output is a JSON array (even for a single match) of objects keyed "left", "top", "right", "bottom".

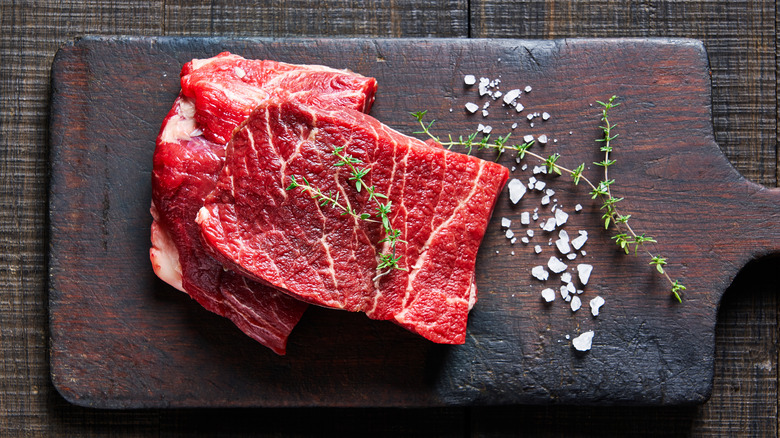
[
  {"left": 520, "top": 212, "right": 530, "bottom": 225},
  {"left": 508, "top": 179, "right": 527, "bottom": 204},
  {"left": 534, "top": 180, "right": 546, "bottom": 191},
  {"left": 534, "top": 245, "right": 542, "bottom": 254},
  {"left": 464, "top": 74, "right": 477, "bottom": 85},
  {"left": 511, "top": 251, "right": 515, "bottom": 255},
  {"left": 541, "top": 195, "right": 550, "bottom": 206},
  {"left": 577, "top": 264, "right": 593, "bottom": 285},
  {"left": 530, "top": 123, "right": 534, "bottom": 128},
  {"left": 555, "top": 209, "right": 569, "bottom": 226},
  {"left": 483, "top": 101, "right": 490, "bottom": 109},
  {"left": 567, "top": 282, "right": 576, "bottom": 295},
  {"left": 523, "top": 134, "right": 534, "bottom": 143},
  {"left": 512, "top": 122, "right": 518, "bottom": 129},
  {"left": 482, "top": 109, "right": 489, "bottom": 117},
  {"left": 542, "top": 217, "right": 556, "bottom": 231},
  {"left": 565, "top": 334, "right": 571, "bottom": 340},
  {"left": 511, "top": 237, "right": 517, "bottom": 244},
  {"left": 465, "top": 102, "right": 479, "bottom": 113},
  {"left": 537, "top": 134, "right": 548, "bottom": 144},
  {"left": 526, "top": 229, "right": 534, "bottom": 237},
  {"left": 566, "top": 253, "right": 577, "bottom": 260},
  {"left": 555, "top": 238, "right": 571, "bottom": 254},
  {"left": 541, "top": 288, "right": 556, "bottom": 302},
  {"left": 505, "top": 229, "right": 515, "bottom": 239},
  {"left": 478, "top": 77, "right": 490, "bottom": 96},
  {"left": 532, "top": 212, "right": 539, "bottom": 221},
  {"left": 545, "top": 188, "right": 555, "bottom": 197},
  {"left": 572, "top": 331, "right": 594, "bottom": 351},
  {"left": 575, "top": 203, "right": 583, "bottom": 212},
  {"left": 542, "top": 112, "right": 550, "bottom": 120},
  {"left": 533, "top": 165, "right": 546, "bottom": 175},
  {"left": 532, "top": 266, "right": 549, "bottom": 281},
  {"left": 501, "top": 217, "right": 511, "bottom": 228},
  {"left": 521, "top": 236, "right": 529, "bottom": 244},
  {"left": 483, "top": 125, "right": 493, "bottom": 134},
  {"left": 590, "top": 296, "right": 605, "bottom": 316},
  {"left": 524, "top": 85, "right": 532, "bottom": 93},
  {"left": 571, "top": 233, "right": 588, "bottom": 250},
  {"left": 521, "top": 164, "right": 528, "bottom": 171},
  {"left": 477, "top": 123, "right": 485, "bottom": 132},
  {"left": 503, "top": 89, "right": 521, "bottom": 104},
  {"left": 560, "top": 285, "right": 570, "bottom": 301},
  {"left": 571, "top": 295, "right": 582, "bottom": 312},
  {"left": 511, "top": 166, "right": 516, "bottom": 172},
  {"left": 526, "top": 113, "right": 534, "bottom": 121},
  {"left": 515, "top": 103, "right": 524, "bottom": 112},
  {"left": 561, "top": 272, "right": 572, "bottom": 283},
  {"left": 581, "top": 250, "right": 587, "bottom": 256},
  {"left": 547, "top": 256, "right": 567, "bottom": 273},
  {"left": 493, "top": 91, "right": 502, "bottom": 99}
]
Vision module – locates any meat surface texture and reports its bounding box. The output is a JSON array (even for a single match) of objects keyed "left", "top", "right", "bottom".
[
  {"left": 150, "top": 54, "right": 378, "bottom": 354},
  {"left": 197, "top": 99, "right": 509, "bottom": 344}
]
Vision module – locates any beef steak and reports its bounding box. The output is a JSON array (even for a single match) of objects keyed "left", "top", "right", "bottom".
[
  {"left": 150, "top": 54, "right": 377, "bottom": 354},
  {"left": 197, "top": 99, "right": 509, "bottom": 344}
]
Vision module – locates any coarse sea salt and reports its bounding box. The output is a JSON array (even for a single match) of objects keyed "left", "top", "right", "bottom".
[
  {"left": 548, "top": 256, "right": 567, "bottom": 273},
  {"left": 521, "top": 236, "right": 529, "bottom": 244},
  {"left": 524, "top": 85, "right": 532, "bottom": 93},
  {"left": 560, "top": 285, "right": 570, "bottom": 301},
  {"left": 571, "top": 232, "right": 588, "bottom": 250},
  {"left": 572, "top": 331, "right": 594, "bottom": 351},
  {"left": 527, "top": 229, "right": 534, "bottom": 237},
  {"left": 532, "top": 265, "right": 549, "bottom": 281},
  {"left": 570, "top": 295, "right": 582, "bottom": 312},
  {"left": 561, "top": 272, "right": 572, "bottom": 283},
  {"left": 506, "top": 229, "right": 515, "bottom": 239},
  {"left": 515, "top": 103, "right": 525, "bottom": 112},
  {"left": 542, "top": 112, "right": 550, "bottom": 121},
  {"left": 555, "top": 209, "right": 569, "bottom": 227},
  {"left": 590, "top": 296, "right": 605, "bottom": 316},
  {"left": 523, "top": 134, "right": 534, "bottom": 143},
  {"left": 537, "top": 134, "right": 548, "bottom": 144},
  {"left": 541, "top": 288, "right": 556, "bottom": 302},
  {"left": 464, "top": 74, "right": 477, "bottom": 85},
  {"left": 534, "top": 180, "right": 546, "bottom": 191},
  {"left": 503, "top": 89, "right": 521, "bottom": 104},
  {"left": 575, "top": 203, "right": 583, "bottom": 212},
  {"left": 555, "top": 238, "right": 571, "bottom": 254},
  {"left": 501, "top": 217, "right": 511, "bottom": 228},
  {"left": 577, "top": 264, "right": 593, "bottom": 285},
  {"left": 465, "top": 102, "right": 479, "bottom": 113},
  {"left": 520, "top": 212, "right": 530, "bottom": 225},
  {"left": 533, "top": 165, "right": 546, "bottom": 175},
  {"left": 534, "top": 245, "right": 542, "bottom": 254},
  {"left": 508, "top": 179, "right": 527, "bottom": 204},
  {"left": 566, "top": 253, "right": 577, "bottom": 260},
  {"left": 542, "top": 217, "right": 556, "bottom": 231}
]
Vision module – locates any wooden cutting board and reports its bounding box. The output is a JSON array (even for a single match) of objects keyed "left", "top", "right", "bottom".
[{"left": 49, "top": 36, "right": 780, "bottom": 408}]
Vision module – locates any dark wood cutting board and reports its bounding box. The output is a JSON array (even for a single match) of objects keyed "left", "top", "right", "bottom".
[{"left": 49, "top": 36, "right": 780, "bottom": 408}]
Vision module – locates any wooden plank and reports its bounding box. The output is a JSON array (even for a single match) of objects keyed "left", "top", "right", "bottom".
[{"left": 48, "top": 36, "right": 780, "bottom": 409}]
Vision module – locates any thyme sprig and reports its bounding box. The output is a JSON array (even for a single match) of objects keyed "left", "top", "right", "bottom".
[
  {"left": 411, "top": 96, "right": 685, "bottom": 302},
  {"left": 286, "top": 146, "right": 406, "bottom": 280}
]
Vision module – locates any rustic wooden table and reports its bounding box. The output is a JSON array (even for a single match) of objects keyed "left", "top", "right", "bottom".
[{"left": 2, "top": 1, "right": 778, "bottom": 436}]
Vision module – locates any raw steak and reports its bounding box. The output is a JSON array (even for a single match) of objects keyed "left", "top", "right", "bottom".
[
  {"left": 197, "top": 99, "right": 509, "bottom": 344},
  {"left": 151, "top": 54, "right": 378, "bottom": 354}
]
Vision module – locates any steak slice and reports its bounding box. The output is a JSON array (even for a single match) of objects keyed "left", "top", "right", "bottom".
[
  {"left": 197, "top": 99, "right": 509, "bottom": 344},
  {"left": 150, "top": 54, "right": 378, "bottom": 354},
  {"left": 180, "top": 52, "right": 377, "bottom": 145}
]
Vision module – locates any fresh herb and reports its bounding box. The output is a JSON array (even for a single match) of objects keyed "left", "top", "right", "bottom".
[
  {"left": 286, "top": 146, "right": 406, "bottom": 280},
  {"left": 412, "top": 96, "right": 685, "bottom": 302}
]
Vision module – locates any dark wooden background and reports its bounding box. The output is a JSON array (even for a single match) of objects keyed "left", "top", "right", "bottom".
[{"left": 2, "top": 1, "right": 778, "bottom": 436}]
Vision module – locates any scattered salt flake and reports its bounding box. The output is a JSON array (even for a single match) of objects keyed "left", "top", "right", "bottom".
[
  {"left": 558, "top": 230, "right": 569, "bottom": 241},
  {"left": 545, "top": 188, "right": 555, "bottom": 197},
  {"left": 508, "top": 179, "right": 527, "bottom": 204},
  {"left": 515, "top": 103, "right": 525, "bottom": 112},
  {"left": 577, "top": 289, "right": 584, "bottom": 295},
  {"left": 555, "top": 238, "right": 571, "bottom": 254},
  {"left": 505, "top": 229, "right": 515, "bottom": 239},
  {"left": 478, "top": 77, "right": 490, "bottom": 95},
  {"left": 530, "top": 123, "right": 534, "bottom": 128},
  {"left": 575, "top": 203, "right": 583, "bottom": 212},
  {"left": 532, "top": 212, "right": 539, "bottom": 221},
  {"left": 567, "top": 282, "right": 576, "bottom": 295},
  {"left": 483, "top": 125, "right": 493, "bottom": 134},
  {"left": 511, "top": 122, "right": 518, "bottom": 129},
  {"left": 511, "top": 251, "right": 515, "bottom": 255},
  {"left": 511, "top": 237, "right": 517, "bottom": 244},
  {"left": 482, "top": 109, "right": 489, "bottom": 117},
  {"left": 560, "top": 285, "right": 570, "bottom": 301},
  {"left": 483, "top": 101, "right": 490, "bottom": 109},
  {"left": 571, "top": 233, "right": 588, "bottom": 250},
  {"left": 465, "top": 102, "right": 479, "bottom": 113},
  {"left": 561, "top": 272, "right": 572, "bottom": 283},
  {"left": 590, "top": 296, "right": 605, "bottom": 317},
  {"left": 541, "top": 195, "right": 550, "bottom": 206},
  {"left": 520, "top": 212, "right": 530, "bottom": 225},
  {"left": 493, "top": 91, "right": 502, "bottom": 99},
  {"left": 501, "top": 217, "right": 511, "bottom": 228},
  {"left": 534, "top": 245, "right": 542, "bottom": 254},
  {"left": 477, "top": 123, "right": 485, "bottom": 132},
  {"left": 542, "top": 112, "right": 550, "bottom": 121},
  {"left": 581, "top": 250, "right": 587, "bottom": 256},
  {"left": 521, "top": 164, "right": 528, "bottom": 171},
  {"left": 526, "top": 113, "right": 534, "bottom": 121},
  {"left": 577, "top": 264, "right": 593, "bottom": 285},
  {"left": 524, "top": 85, "right": 532, "bottom": 93},
  {"left": 503, "top": 89, "right": 521, "bottom": 104},
  {"left": 534, "top": 180, "right": 546, "bottom": 191},
  {"left": 541, "top": 288, "right": 555, "bottom": 302},
  {"left": 511, "top": 166, "right": 516, "bottom": 172},
  {"left": 565, "top": 334, "right": 571, "bottom": 340},
  {"left": 532, "top": 266, "right": 549, "bottom": 281},
  {"left": 464, "top": 74, "right": 476, "bottom": 85},
  {"left": 537, "top": 134, "right": 548, "bottom": 144},
  {"left": 547, "top": 256, "right": 567, "bottom": 273},
  {"left": 566, "top": 253, "right": 577, "bottom": 260},
  {"left": 570, "top": 295, "right": 582, "bottom": 312},
  {"left": 523, "top": 134, "right": 534, "bottom": 143},
  {"left": 555, "top": 209, "right": 569, "bottom": 226},
  {"left": 572, "top": 331, "right": 594, "bottom": 351},
  {"left": 532, "top": 165, "right": 546, "bottom": 175},
  {"left": 526, "top": 229, "right": 534, "bottom": 237},
  {"left": 521, "top": 236, "right": 529, "bottom": 244},
  {"left": 542, "top": 217, "right": 556, "bottom": 231}
]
